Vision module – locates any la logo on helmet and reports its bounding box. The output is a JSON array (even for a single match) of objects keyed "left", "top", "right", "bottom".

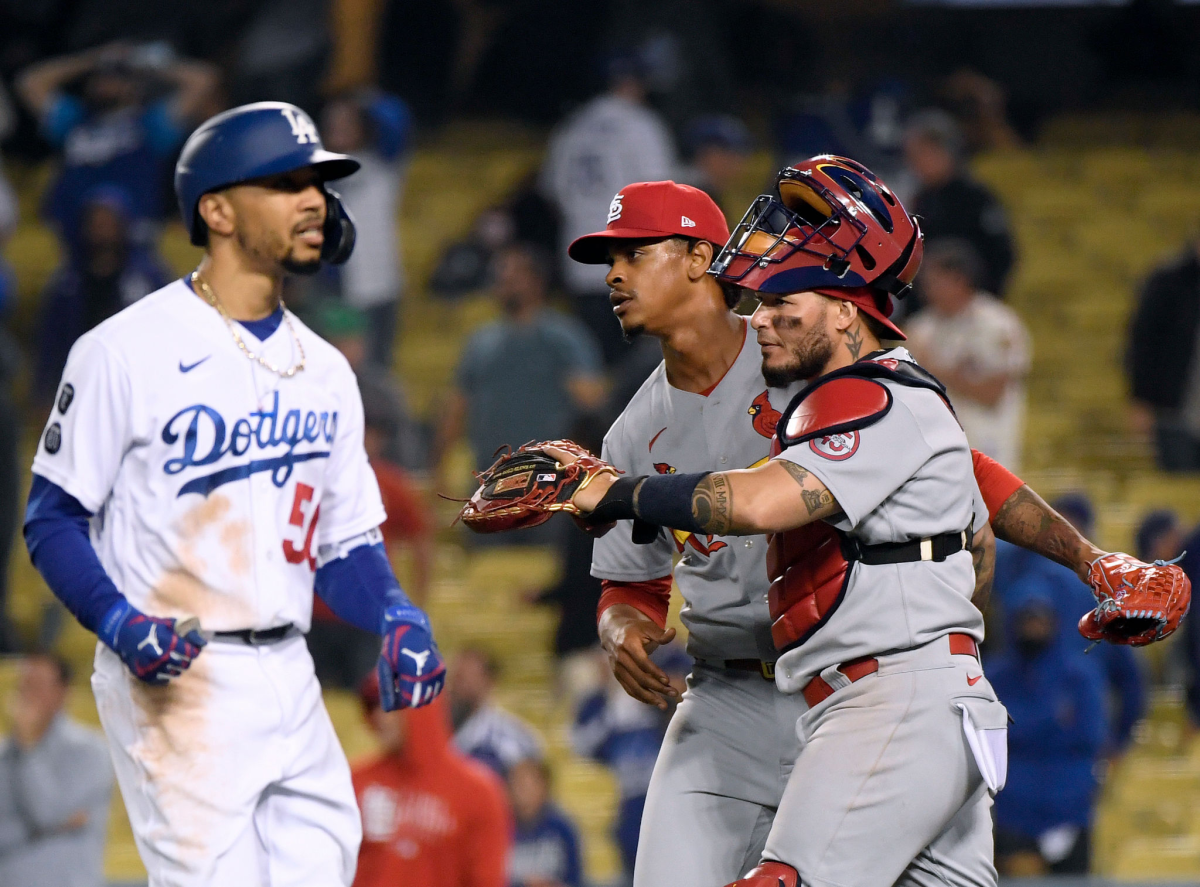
[
  {"left": 608, "top": 193, "right": 624, "bottom": 224},
  {"left": 281, "top": 107, "right": 318, "bottom": 145}
]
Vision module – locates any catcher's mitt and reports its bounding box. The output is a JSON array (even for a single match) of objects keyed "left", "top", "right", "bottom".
[
  {"left": 456, "top": 440, "right": 620, "bottom": 533},
  {"left": 1079, "top": 552, "right": 1192, "bottom": 646}
]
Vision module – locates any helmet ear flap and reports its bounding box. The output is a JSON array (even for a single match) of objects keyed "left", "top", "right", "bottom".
[{"left": 321, "top": 189, "right": 357, "bottom": 265}]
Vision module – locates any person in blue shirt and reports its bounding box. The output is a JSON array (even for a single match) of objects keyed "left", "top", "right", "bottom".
[
  {"left": 507, "top": 758, "right": 584, "bottom": 887},
  {"left": 32, "top": 185, "right": 172, "bottom": 406},
  {"left": 989, "top": 587, "right": 1109, "bottom": 875},
  {"left": 16, "top": 41, "right": 217, "bottom": 253},
  {"left": 572, "top": 643, "right": 691, "bottom": 882},
  {"left": 993, "top": 492, "right": 1146, "bottom": 755}
]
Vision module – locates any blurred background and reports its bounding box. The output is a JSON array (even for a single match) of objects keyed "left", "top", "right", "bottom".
[{"left": 3, "top": 0, "right": 1200, "bottom": 884}]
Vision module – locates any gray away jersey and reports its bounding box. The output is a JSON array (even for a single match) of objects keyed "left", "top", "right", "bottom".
[
  {"left": 592, "top": 321, "right": 802, "bottom": 661},
  {"left": 771, "top": 347, "right": 988, "bottom": 693}
]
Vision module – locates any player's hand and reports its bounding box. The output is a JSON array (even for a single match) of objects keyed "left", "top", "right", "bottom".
[
  {"left": 598, "top": 604, "right": 679, "bottom": 710},
  {"left": 100, "top": 600, "right": 207, "bottom": 684},
  {"left": 541, "top": 444, "right": 617, "bottom": 513},
  {"left": 378, "top": 603, "right": 446, "bottom": 711}
]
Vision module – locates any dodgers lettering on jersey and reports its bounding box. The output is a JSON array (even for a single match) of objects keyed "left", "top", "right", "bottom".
[
  {"left": 592, "top": 321, "right": 803, "bottom": 661},
  {"left": 770, "top": 347, "right": 988, "bottom": 692},
  {"left": 32, "top": 279, "right": 385, "bottom": 632}
]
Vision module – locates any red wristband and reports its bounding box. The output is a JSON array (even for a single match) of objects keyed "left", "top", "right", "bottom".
[
  {"left": 972, "top": 449, "right": 1025, "bottom": 522},
  {"left": 598, "top": 576, "right": 673, "bottom": 629}
]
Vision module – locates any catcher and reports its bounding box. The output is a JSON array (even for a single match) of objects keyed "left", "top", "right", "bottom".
[{"left": 460, "top": 161, "right": 1190, "bottom": 887}]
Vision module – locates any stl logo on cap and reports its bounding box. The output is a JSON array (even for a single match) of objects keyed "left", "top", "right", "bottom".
[{"left": 607, "top": 193, "right": 625, "bottom": 224}]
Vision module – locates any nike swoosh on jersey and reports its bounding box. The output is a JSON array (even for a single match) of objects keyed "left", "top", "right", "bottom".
[
  {"left": 967, "top": 674, "right": 983, "bottom": 686},
  {"left": 179, "top": 356, "right": 211, "bottom": 373}
]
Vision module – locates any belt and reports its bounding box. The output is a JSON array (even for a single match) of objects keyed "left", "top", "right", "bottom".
[
  {"left": 700, "top": 658, "right": 777, "bottom": 681},
  {"left": 211, "top": 624, "right": 297, "bottom": 645},
  {"left": 841, "top": 529, "right": 969, "bottom": 565},
  {"left": 801, "top": 632, "right": 979, "bottom": 707}
]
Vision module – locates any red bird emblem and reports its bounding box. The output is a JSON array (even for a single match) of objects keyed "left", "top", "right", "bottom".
[{"left": 748, "top": 390, "right": 782, "bottom": 439}]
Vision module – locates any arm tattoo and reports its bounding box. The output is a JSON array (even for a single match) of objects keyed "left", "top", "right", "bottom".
[
  {"left": 780, "top": 461, "right": 837, "bottom": 517},
  {"left": 991, "top": 485, "right": 1092, "bottom": 574},
  {"left": 691, "top": 473, "right": 733, "bottom": 535},
  {"left": 845, "top": 325, "right": 864, "bottom": 361}
]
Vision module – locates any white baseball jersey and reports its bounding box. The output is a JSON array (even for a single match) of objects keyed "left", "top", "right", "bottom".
[
  {"left": 592, "top": 320, "right": 803, "bottom": 662},
  {"left": 771, "top": 347, "right": 988, "bottom": 693},
  {"left": 32, "top": 278, "right": 385, "bottom": 633}
]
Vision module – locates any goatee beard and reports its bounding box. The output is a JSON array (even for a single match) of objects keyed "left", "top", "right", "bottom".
[
  {"left": 762, "top": 321, "right": 835, "bottom": 387},
  {"left": 621, "top": 324, "right": 644, "bottom": 343}
]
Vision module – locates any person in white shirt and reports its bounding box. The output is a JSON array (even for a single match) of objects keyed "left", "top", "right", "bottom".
[
  {"left": 906, "top": 238, "right": 1031, "bottom": 468},
  {"left": 540, "top": 57, "right": 676, "bottom": 365}
]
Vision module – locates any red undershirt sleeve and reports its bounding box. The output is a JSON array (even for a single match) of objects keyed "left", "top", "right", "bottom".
[
  {"left": 971, "top": 448, "right": 1026, "bottom": 522},
  {"left": 598, "top": 576, "right": 673, "bottom": 629}
]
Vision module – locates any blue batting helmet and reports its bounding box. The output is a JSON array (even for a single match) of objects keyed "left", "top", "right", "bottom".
[{"left": 174, "top": 101, "right": 360, "bottom": 263}]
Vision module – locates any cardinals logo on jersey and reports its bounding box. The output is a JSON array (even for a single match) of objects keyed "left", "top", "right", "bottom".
[
  {"left": 747, "top": 390, "right": 782, "bottom": 439},
  {"left": 654, "top": 462, "right": 727, "bottom": 557}
]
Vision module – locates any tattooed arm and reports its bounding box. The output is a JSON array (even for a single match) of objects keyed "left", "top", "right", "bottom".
[
  {"left": 971, "top": 522, "right": 996, "bottom": 612},
  {"left": 666, "top": 460, "right": 841, "bottom": 536},
  {"left": 991, "top": 484, "right": 1104, "bottom": 581}
]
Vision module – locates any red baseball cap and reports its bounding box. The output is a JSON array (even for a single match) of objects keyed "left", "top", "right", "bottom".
[
  {"left": 814, "top": 286, "right": 906, "bottom": 340},
  {"left": 568, "top": 181, "right": 731, "bottom": 264}
]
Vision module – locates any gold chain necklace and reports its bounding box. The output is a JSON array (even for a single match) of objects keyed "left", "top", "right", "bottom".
[{"left": 191, "top": 271, "right": 306, "bottom": 378}]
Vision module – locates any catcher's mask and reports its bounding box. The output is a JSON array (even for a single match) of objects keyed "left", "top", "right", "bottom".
[{"left": 710, "top": 155, "right": 923, "bottom": 300}]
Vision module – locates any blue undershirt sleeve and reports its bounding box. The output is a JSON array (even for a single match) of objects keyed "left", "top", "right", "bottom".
[
  {"left": 23, "top": 474, "right": 126, "bottom": 635},
  {"left": 313, "top": 541, "right": 412, "bottom": 634}
]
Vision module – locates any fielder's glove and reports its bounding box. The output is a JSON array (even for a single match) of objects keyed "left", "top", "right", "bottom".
[
  {"left": 1079, "top": 553, "right": 1192, "bottom": 646},
  {"left": 100, "top": 600, "right": 207, "bottom": 683},
  {"left": 378, "top": 603, "right": 445, "bottom": 711},
  {"left": 456, "top": 439, "right": 620, "bottom": 534}
]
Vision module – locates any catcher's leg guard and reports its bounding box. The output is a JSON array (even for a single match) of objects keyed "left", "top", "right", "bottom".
[{"left": 724, "top": 861, "right": 799, "bottom": 887}]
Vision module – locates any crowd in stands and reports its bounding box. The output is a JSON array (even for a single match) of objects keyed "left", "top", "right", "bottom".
[{"left": 0, "top": 10, "right": 1199, "bottom": 885}]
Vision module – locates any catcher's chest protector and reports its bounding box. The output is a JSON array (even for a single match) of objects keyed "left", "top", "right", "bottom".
[{"left": 766, "top": 357, "right": 956, "bottom": 651}]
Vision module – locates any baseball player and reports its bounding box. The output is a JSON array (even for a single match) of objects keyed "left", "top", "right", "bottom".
[
  {"left": 561, "top": 166, "right": 1132, "bottom": 887},
  {"left": 22, "top": 102, "right": 445, "bottom": 887}
]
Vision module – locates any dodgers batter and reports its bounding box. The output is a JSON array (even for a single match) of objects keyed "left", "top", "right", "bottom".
[
  {"left": 23, "top": 102, "right": 445, "bottom": 886},
  {"left": 569, "top": 165, "right": 1108, "bottom": 887}
]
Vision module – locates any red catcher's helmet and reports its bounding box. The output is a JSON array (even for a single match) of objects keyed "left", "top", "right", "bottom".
[{"left": 710, "top": 155, "right": 923, "bottom": 300}]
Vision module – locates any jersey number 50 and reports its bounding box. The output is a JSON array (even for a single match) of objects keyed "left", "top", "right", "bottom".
[{"left": 284, "top": 483, "right": 320, "bottom": 570}]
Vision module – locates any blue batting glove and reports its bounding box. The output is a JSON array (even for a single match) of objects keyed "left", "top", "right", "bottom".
[
  {"left": 378, "top": 603, "right": 445, "bottom": 711},
  {"left": 100, "top": 600, "right": 207, "bottom": 684}
]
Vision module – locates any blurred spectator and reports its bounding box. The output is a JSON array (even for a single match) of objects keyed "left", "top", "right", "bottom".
[
  {"left": 0, "top": 85, "right": 18, "bottom": 653},
  {"left": 993, "top": 493, "right": 1146, "bottom": 756},
  {"left": 988, "top": 590, "right": 1108, "bottom": 876},
  {"left": 1135, "top": 509, "right": 1184, "bottom": 564},
  {"left": 540, "top": 57, "right": 676, "bottom": 364},
  {"left": 0, "top": 654, "right": 113, "bottom": 887},
  {"left": 227, "top": 0, "right": 329, "bottom": 112},
  {"left": 904, "top": 110, "right": 1015, "bottom": 297},
  {"left": 15, "top": 41, "right": 217, "bottom": 251},
  {"left": 353, "top": 676, "right": 511, "bottom": 887},
  {"left": 572, "top": 643, "right": 691, "bottom": 882},
  {"left": 905, "top": 239, "right": 1031, "bottom": 468},
  {"left": 434, "top": 243, "right": 607, "bottom": 483},
  {"left": 449, "top": 647, "right": 543, "bottom": 776},
  {"left": 33, "top": 185, "right": 172, "bottom": 405},
  {"left": 319, "top": 302, "right": 425, "bottom": 470},
  {"left": 507, "top": 758, "right": 583, "bottom": 887},
  {"left": 321, "top": 90, "right": 413, "bottom": 369},
  {"left": 680, "top": 114, "right": 753, "bottom": 211},
  {"left": 1127, "top": 238, "right": 1200, "bottom": 471},
  {"left": 938, "top": 70, "right": 1021, "bottom": 154}
]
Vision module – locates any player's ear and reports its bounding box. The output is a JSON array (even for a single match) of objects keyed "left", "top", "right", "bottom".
[
  {"left": 832, "top": 299, "right": 858, "bottom": 332},
  {"left": 197, "top": 192, "right": 236, "bottom": 240},
  {"left": 687, "top": 239, "right": 715, "bottom": 282}
]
